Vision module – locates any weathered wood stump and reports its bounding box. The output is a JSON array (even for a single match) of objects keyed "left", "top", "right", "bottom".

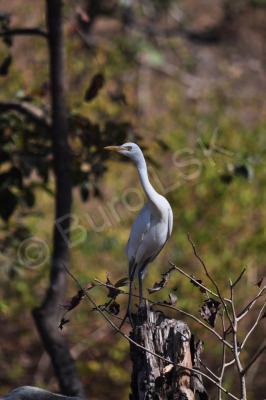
[{"left": 130, "top": 303, "right": 207, "bottom": 400}]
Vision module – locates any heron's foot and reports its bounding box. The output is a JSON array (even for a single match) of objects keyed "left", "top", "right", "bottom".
[
  {"left": 138, "top": 300, "right": 145, "bottom": 311},
  {"left": 137, "top": 300, "right": 148, "bottom": 324},
  {"left": 119, "top": 311, "right": 134, "bottom": 330}
]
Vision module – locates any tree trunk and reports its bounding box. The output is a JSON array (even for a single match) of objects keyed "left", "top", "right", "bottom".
[
  {"left": 32, "top": 1, "right": 84, "bottom": 397},
  {"left": 130, "top": 303, "right": 208, "bottom": 400}
]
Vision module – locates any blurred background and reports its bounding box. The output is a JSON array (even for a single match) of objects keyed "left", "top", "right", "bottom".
[{"left": 0, "top": 0, "right": 265, "bottom": 399}]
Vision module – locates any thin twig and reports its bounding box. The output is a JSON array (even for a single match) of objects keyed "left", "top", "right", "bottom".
[
  {"left": 224, "top": 358, "right": 237, "bottom": 368},
  {"left": 231, "top": 268, "right": 246, "bottom": 288},
  {"left": 230, "top": 279, "right": 246, "bottom": 400},
  {"left": 169, "top": 262, "right": 230, "bottom": 302},
  {"left": 188, "top": 234, "right": 234, "bottom": 329},
  {"left": 0, "top": 28, "right": 48, "bottom": 38},
  {"left": 242, "top": 343, "right": 266, "bottom": 375},
  {"left": 237, "top": 286, "right": 265, "bottom": 321},
  {"left": 240, "top": 301, "right": 266, "bottom": 350},
  {"left": 218, "top": 311, "right": 227, "bottom": 400},
  {"left": 200, "top": 360, "right": 219, "bottom": 380}
]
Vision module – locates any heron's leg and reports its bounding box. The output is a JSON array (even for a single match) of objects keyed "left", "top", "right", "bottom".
[
  {"left": 119, "top": 265, "right": 136, "bottom": 329},
  {"left": 127, "top": 277, "right": 134, "bottom": 326},
  {"left": 138, "top": 269, "right": 144, "bottom": 307}
]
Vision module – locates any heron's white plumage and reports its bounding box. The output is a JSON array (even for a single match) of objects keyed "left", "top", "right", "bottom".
[
  {"left": 126, "top": 199, "right": 172, "bottom": 274},
  {"left": 104, "top": 142, "right": 173, "bottom": 326}
]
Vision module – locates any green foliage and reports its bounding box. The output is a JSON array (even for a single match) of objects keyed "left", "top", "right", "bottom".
[
  {"left": 0, "top": 110, "right": 140, "bottom": 222},
  {"left": 0, "top": 113, "right": 50, "bottom": 221},
  {"left": 250, "top": 0, "right": 266, "bottom": 5}
]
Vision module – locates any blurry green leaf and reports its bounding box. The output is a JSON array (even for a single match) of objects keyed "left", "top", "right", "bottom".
[
  {"left": 155, "top": 138, "right": 170, "bottom": 151},
  {"left": 115, "top": 277, "right": 129, "bottom": 288},
  {"left": 84, "top": 73, "right": 105, "bottom": 102},
  {"left": 36, "top": 162, "right": 49, "bottom": 183},
  {"left": 0, "top": 167, "right": 22, "bottom": 189},
  {"left": 23, "top": 188, "right": 35, "bottom": 208},
  {"left": 0, "top": 150, "right": 10, "bottom": 163},
  {"left": 0, "top": 188, "right": 18, "bottom": 221},
  {"left": 220, "top": 173, "right": 233, "bottom": 184},
  {"left": 250, "top": 0, "right": 266, "bottom": 5},
  {"left": 80, "top": 181, "right": 90, "bottom": 202},
  {"left": 0, "top": 54, "right": 12, "bottom": 76},
  {"left": 234, "top": 164, "right": 253, "bottom": 180},
  {"left": 15, "top": 90, "right": 33, "bottom": 102},
  {"left": 139, "top": 43, "right": 164, "bottom": 67},
  {"left": 109, "top": 91, "right": 127, "bottom": 105}
]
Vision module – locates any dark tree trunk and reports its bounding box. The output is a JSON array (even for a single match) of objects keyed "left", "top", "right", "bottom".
[
  {"left": 32, "top": 1, "right": 84, "bottom": 397},
  {"left": 130, "top": 303, "right": 208, "bottom": 400}
]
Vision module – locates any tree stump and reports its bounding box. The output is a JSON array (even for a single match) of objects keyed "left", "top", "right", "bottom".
[{"left": 130, "top": 302, "right": 207, "bottom": 400}]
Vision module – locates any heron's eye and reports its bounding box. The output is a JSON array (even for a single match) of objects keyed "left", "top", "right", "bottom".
[{"left": 125, "top": 146, "right": 132, "bottom": 151}]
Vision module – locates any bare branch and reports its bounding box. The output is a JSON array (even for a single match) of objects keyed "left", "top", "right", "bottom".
[
  {"left": 169, "top": 261, "right": 231, "bottom": 302},
  {"left": 230, "top": 279, "right": 247, "bottom": 399},
  {"left": 200, "top": 360, "right": 219, "bottom": 380},
  {"left": 242, "top": 343, "right": 266, "bottom": 375},
  {"left": 94, "top": 278, "right": 233, "bottom": 349},
  {"left": 188, "top": 234, "right": 234, "bottom": 328},
  {"left": 241, "top": 301, "right": 266, "bottom": 350},
  {"left": 231, "top": 268, "right": 246, "bottom": 288},
  {"left": 237, "top": 286, "right": 265, "bottom": 321},
  {"left": 224, "top": 358, "right": 237, "bottom": 368},
  {"left": 218, "top": 311, "right": 227, "bottom": 400},
  {"left": 0, "top": 28, "right": 48, "bottom": 38}
]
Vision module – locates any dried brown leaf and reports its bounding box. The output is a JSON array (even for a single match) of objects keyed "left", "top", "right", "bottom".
[
  {"left": 200, "top": 298, "right": 221, "bottom": 327},
  {"left": 84, "top": 73, "right": 105, "bottom": 102},
  {"left": 255, "top": 277, "right": 264, "bottom": 288},
  {"left": 58, "top": 318, "right": 70, "bottom": 330},
  {"left": 148, "top": 266, "right": 175, "bottom": 294}
]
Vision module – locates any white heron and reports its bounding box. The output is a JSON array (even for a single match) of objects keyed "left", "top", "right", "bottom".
[{"left": 104, "top": 143, "right": 173, "bottom": 327}]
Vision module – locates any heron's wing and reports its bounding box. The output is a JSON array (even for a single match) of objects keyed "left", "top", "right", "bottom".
[
  {"left": 167, "top": 206, "right": 173, "bottom": 239},
  {"left": 141, "top": 205, "right": 173, "bottom": 266},
  {"left": 127, "top": 202, "right": 173, "bottom": 275},
  {"left": 126, "top": 203, "right": 152, "bottom": 266}
]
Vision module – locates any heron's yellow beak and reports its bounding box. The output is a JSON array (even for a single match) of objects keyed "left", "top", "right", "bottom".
[{"left": 104, "top": 146, "right": 121, "bottom": 152}]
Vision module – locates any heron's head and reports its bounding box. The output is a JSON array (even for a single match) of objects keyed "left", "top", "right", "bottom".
[{"left": 104, "top": 142, "right": 143, "bottom": 163}]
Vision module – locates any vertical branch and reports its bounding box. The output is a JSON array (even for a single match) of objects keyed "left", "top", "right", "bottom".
[
  {"left": 218, "top": 311, "right": 226, "bottom": 400},
  {"left": 229, "top": 280, "right": 246, "bottom": 400},
  {"left": 32, "top": 0, "right": 84, "bottom": 397}
]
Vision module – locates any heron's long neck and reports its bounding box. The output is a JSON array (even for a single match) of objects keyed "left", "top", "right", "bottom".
[{"left": 135, "top": 155, "right": 162, "bottom": 212}]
